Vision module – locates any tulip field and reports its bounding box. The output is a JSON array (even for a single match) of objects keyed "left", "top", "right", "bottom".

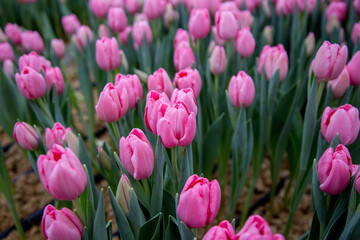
[{"left": 1, "top": 0, "right": 360, "bottom": 239}]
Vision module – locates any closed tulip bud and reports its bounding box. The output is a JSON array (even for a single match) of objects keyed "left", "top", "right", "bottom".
[
  {"left": 305, "top": 32, "right": 315, "bottom": 57},
  {"left": 263, "top": 25, "right": 274, "bottom": 45},
  {"left": 51, "top": 39, "right": 65, "bottom": 59},
  {"left": 112, "top": 0, "right": 124, "bottom": 7},
  {"left": 116, "top": 174, "right": 131, "bottom": 215},
  {"left": 321, "top": 104, "right": 360, "bottom": 145},
  {"left": 355, "top": 0, "right": 360, "bottom": 15},
  {"left": 203, "top": 220, "right": 235, "bottom": 240},
  {"left": 188, "top": 8, "right": 211, "bottom": 39},
  {"left": 174, "top": 28, "right": 193, "bottom": 49},
  {"left": 21, "top": 31, "right": 44, "bottom": 53},
  {"left": 317, "top": 145, "right": 352, "bottom": 195},
  {"left": 15, "top": 67, "right": 46, "bottom": 100},
  {"left": 115, "top": 73, "right": 143, "bottom": 109},
  {"left": 95, "top": 37, "right": 121, "bottom": 71},
  {"left": 3, "top": 59, "right": 14, "bottom": 78},
  {"left": 0, "top": 42, "right": 14, "bottom": 62},
  {"left": 96, "top": 82, "right": 128, "bottom": 122},
  {"left": 238, "top": 10, "right": 254, "bottom": 30},
  {"left": 215, "top": 10, "right": 238, "bottom": 41},
  {"left": 45, "top": 122, "right": 72, "bottom": 150},
  {"left": 186, "top": 0, "right": 209, "bottom": 11},
  {"left": 228, "top": 71, "right": 255, "bottom": 108},
  {"left": 173, "top": 68, "right": 202, "bottom": 98},
  {"left": 62, "top": 14, "right": 80, "bottom": 35},
  {"left": 275, "top": 0, "right": 303, "bottom": 16},
  {"left": 177, "top": 174, "right": 221, "bottom": 228},
  {"left": 143, "top": 0, "right": 166, "bottom": 20},
  {"left": 132, "top": 20, "right": 152, "bottom": 49},
  {"left": 234, "top": 215, "right": 285, "bottom": 240},
  {"left": 212, "top": 26, "right": 225, "bottom": 46},
  {"left": 355, "top": 166, "right": 360, "bottom": 195},
  {"left": 65, "top": 130, "right": 78, "bottom": 156},
  {"left": 42, "top": 205, "right": 83, "bottom": 240},
  {"left": 157, "top": 101, "right": 196, "bottom": 148},
  {"left": 13, "top": 122, "right": 39, "bottom": 151},
  {"left": 351, "top": 23, "right": 360, "bottom": 44},
  {"left": 209, "top": 45, "right": 226, "bottom": 75},
  {"left": 0, "top": 29, "right": 8, "bottom": 43},
  {"left": 108, "top": 7, "right": 127, "bottom": 33},
  {"left": 235, "top": 27, "right": 255, "bottom": 57},
  {"left": 4, "top": 23, "right": 21, "bottom": 45},
  {"left": 237, "top": 0, "right": 262, "bottom": 11},
  {"left": 347, "top": 51, "right": 360, "bottom": 86},
  {"left": 118, "top": 26, "right": 132, "bottom": 45},
  {"left": 98, "top": 24, "right": 110, "bottom": 38},
  {"left": 74, "top": 25, "right": 93, "bottom": 50},
  {"left": 89, "top": 0, "right": 111, "bottom": 18},
  {"left": 18, "top": 52, "right": 51, "bottom": 73},
  {"left": 37, "top": 144, "right": 87, "bottom": 200},
  {"left": 258, "top": 44, "right": 289, "bottom": 81},
  {"left": 126, "top": 0, "right": 142, "bottom": 14},
  {"left": 163, "top": 3, "right": 179, "bottom": 27},
  {"left": 119, "top": 128, "right": 154, "bottom": 180},
  {"left": 144, "top": 90, "right": 170, "bottom": 135},
  {"left": 148, "top": 68, "right": 174, "bottom": 98},
  {"left": 173, "top": 46, "right": 197, "bottom": 71},
  {"left": 327, "top": 67, "right": 350, "bottom": 99},
  {"left": 97, "top": 147, "right": 112, "bottom": 170},
  {"left": 171, "top": 88, "right": 197, "bottom": 114},
  {"left": 326, "top": 2, "right": 347, "bottom": 22},
  {"left": 219, "top": 1, "right": 241, "bottom": 19},
  {"left": 312, "top": 41, "right": 348, "bottom": 81},
  {"left": 45, "top": 67, "right": 65, "bottom": 95}
]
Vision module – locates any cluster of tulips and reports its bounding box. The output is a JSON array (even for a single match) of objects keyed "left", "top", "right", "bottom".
[{"left": 1, "top": 0, "right": 360, "bottom": 239}]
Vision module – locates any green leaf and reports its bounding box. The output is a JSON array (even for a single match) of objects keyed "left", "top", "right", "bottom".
[
  {"left": 267, "top": 69, "right": 280, "bottom": 115},
  {"left": 340, "top": 205, "right": 360, "bottom": 240},
  {"left": 225, "top": 91, "right": 238, "bottom": 129},
  {"left": 139, "top": 213, "right": 162, "bottom": 240},
  {"left": 93, "top": 189, "right": 108, "bottom": 240},
  {"left": 178, "top": 145, "right": 191, "bottom": 194},
  {"left": 128, "top": 189, "right": 146, "bottom": 239},
  {"left": 312, "top": 160, "right": 327, "bottom": 231},
  {"left": 307, "top": 211, "right": 320, "bottom": 240},
  {"left": 179, "top": 221, "right": 194, "bottom": 240},
  {"left": 346, "top": 182, "right": 358, "bottom": 226},
  {"left": 106, "top": 221, "right": 112, "bottom": 240},
  {"left": 150, "top": 138, "right": 164, "bottom": 217},
  {"left": 165, "top": 216, "right": 181, "bottom": 240}
]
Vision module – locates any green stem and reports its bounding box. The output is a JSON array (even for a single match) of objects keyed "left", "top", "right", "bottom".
[
  {"left": 317, "top": 81, "right": 325, "bottom": 108},
  {"left": 141, "top": 178, "right": 151, "bottom": 199},
  {"left": 111, "top": 121, "right": 121, "bottom": 143},
  {"left": 73, "top": 197, "right": 86, "bottom": 225},
  {"left": 240, "top": 176, "right": 257, "bottom": 226},
  {"left": 37, "top": 98, "right": 55, "bottom": 125},
  {"left": 214, "top": 75, "right": 219, "bottom": 117},
  {"left": 171, "top": 147, "right": 179, "bottom": 190}
]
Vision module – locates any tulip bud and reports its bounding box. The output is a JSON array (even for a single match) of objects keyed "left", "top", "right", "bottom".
[
  {"left": 173, "top": 46, "right": 197, "bottom": 71},
  {"left": 147, "top": 68, "right": 174, "bottom": 98},
  {"left": 0, "top": 29, "right": 8, "bottom": 43},
  {"left": 355, "top": 0, "right": 360, "bottom": 15},
  {"left": 228, "top": 71, "right": 255, "bottom": 108},
  {"left": 163, "top": 3, "right": 179, "bottom": 28},
  {"left": 108, "top": 7, "right": 127, "bottom": 33},
  {"left": 89, "top": 0, "right": 111, "bottom": 18},
  {"left": 51, "top": 39, "right": 65, "bottom": 59},
  {"left": 209, "top": 45, "right": 226, "bottom": 75},
  {"left": 15, "top": 67, "right": 46, "bottom": 100},
  {"left": 0, "top": 42, "right": 14, "bottom": 62},
  {"left": 355, "top": 165, "right": 360, "bottom": 195},
  {"left": 45, "top": 122, "right": 72, "bottom": 150},
  {"left": 134, "top": 69, "right": 148, "bottom": 82},
  {"left": 177, "top": 174, "right": 221, "bottom": 228},
  {"left": 173, "top": 68, "right": 202, "bottom": 98},
  {"left": 65, "top": 130, "right": 78, "bottom": 156},
  {"left": 238, "top": 10, "right": 254, "bottom": 30},
  {"left": 143, "top": 0, "right": 166, "bottom": 20},
  {"left": 115, "top": 73, "right": 143, "bottom": 109},
  {"left": 116, "top": 174, "right": 131, "bottom": 215},
  {"left": 132, "top": 20, "right": 152, "bottom": 49},
  {"left": 347, "top": 51, "right": 360, "bottom": 86},
  {"left": 119, "top": 128, "right": 154, "bottom": 180},
  {"left": 21, "top": 31, "right": 44, "bottom": 53},
  {"left": 219, "top": 1, "right": 240, "bottom": 19},
  {"left": 62, "top": 14, "right": 80, "bottom": 35},
  {"left": 18, "top": 51, "right": 51, "bottom": 73},
  {"left": 321, "top": 104, "right": 360, "bottom": 145},
  {"left": 144, "top": 90, "right": 170, "bottom": 135},
  {"left": 203, "top": 220, "right": 235, "bottom": 240},
  {"left": 37, "top": 144, "right": 87, "bottom": 200},
  {"left": 13, "top": 122, "right": 39, "bottom": 151},
  {"left": 95, "top": 37, "right": 121, "bottom": 71},
  {"left": 170, "top": 88, "right": 197, "bottom": 114},
  {"left": 317, "top": 145, "right": 352, "bottom": 195},
  {"left": 235, "top": 27, "right": 255, "bottom": 57},
  {"left": 351, "top": 23, "right": 360, "bottom": 44},
  {"left": 327, "top": 67, "right": 350, "bottom": 99},
  {"left": 42, "top": 205, "right": 83, "bottom": 240},
  {"left": 118, "top": 26, "right": 132, "bottom": 45},
  {"left": 5, "top": 23, "right": 21, "bottom": 45},
  {"left": 258, "top": 44, "right": 289, "bottom": 81},
  {"left": 326, "top": 2, "right": 347, "bottom": 22},
  {"left": 3, "top": 59, "right": 14, "bottom": 78},
  {"left": 188, "top": 8, "right": 211, "bottom": 39},
  {"left": 174, "top": 28, "right": 192, "bottom": 49},
  {"left": 95, "top": 82, "right": 128, "bottom": 122},
  {"left": 45, "top": 67, "right": 65, "bottom": 95},
  {"left": 97, "top": 147, "right": 112, "bottom": 170},
  {"left": 305, "top": 32, "right": 315, "bottom": 57},
  {"left": 74, "top": 25, "right": 93, "bottom": 50},
  {"left": 312, "top": 40, "right": 348, "bottom": 81},
  {"left": 263, "top": 25, "right": 274, "bottom": 45},
  {"left": 126, "top": 0, "right": 142, "bottom": 14},
  {"left": 98, "top": 24, "right": 110, "bottom": 38},
  {"left": 215, "top": 10, "right": 238, "bottom": 41}
]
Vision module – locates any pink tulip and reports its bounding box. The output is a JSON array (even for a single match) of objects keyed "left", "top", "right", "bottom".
[
  {"left": 347, "top": 51, "right": 360, "bottom": 86},
  {"left": 203, "top": 220, "right": 235, "bottom": 240},
  {"left": 42, "top": 205, "right": 83, "bottom": 240},
  {"left": 143, "top": 0, "right": 167, "bottom": 20},
  {"left": 236, "top": 0, "right": 262, "bottom": 11},
  {"left": 177, "top": 174, "right": 221, "bottom": 228},
  {"left": 317, "top": 145, "right": 352, "bottom": 195},
  {"left": 37, "top": 144, "right": 87, "bottom": 200},
  {"left": 157, "top": 101, "right": 196, "bottom": 148},
  {"left": 174, "top": 28, "right": 191, "bottom": 49},
  {"left": 148, "top": 68, "right": 174, "bottom": 98},
  {"left": 15, "top": 67, "right": 46, "bottom": 100},
  {"left": 21, "top": 31, "right": 44, "bottom": 53},
  {"left": 306, "top": 0, "right": 317, "bottom": 14},
  {"left": 355, "top": 0, "right": 360, "bottom": 15},
  {"left": 125, "top": 0, "right": 142, "bottom": 14},
  {"left": 351, "top": 23, "right": 360, "bottom": 44},
  {"left": 209, "top": 45, "right": 227, "bottom": 75},
  {"left": 185, "top": 0, "right": 209, "bottom": 11},
  {"left": 238, "top": 10, "right": 254, "bottom": 30},
  {"left": 321, "top": 104, "right": 360, "bottom": 145},
  {"left": 173, "top": 68, "right": 202, "bottom": 98},
  {"left": 144, "top": 90, "right": 170, "bottom": 135},
  {"left": 132, "top": 20, "right": 152, "bottom": 49},
  {"left": 45, "top": 67, "right": 65, "bottom": 95},
  {"left": 3, "top": 59, "right": 14, "bottom": 78},
  {"left": 74, "top": 25, "right": 93, "bottom": 50},
  {"left": 235, "top": 27, "right": 255, "bottom": 57},
  {"left": 327, "top": 67, "right": 350, "bottom": 99},
  {"left": 51, "top": 39, "right": 65, "bottom": 59},
  {"left": 173, "top": 46, "right": 197, "bottom": 71},
  {"left": 170, "top": 88, "right": 197, "bottom": 114},
  {"left": 305, "top": 32, "right": 315, "bottom": 56},
  {"left": 112, "top": 0, "right": 125, "bottom": 7},
  {"left": 163, "top": 3, "right": 179, "bottom": 27},
  {"left": 18, "top": 52, "right": 51, "bottom": 73},
  {"left": 45, "top": 122, "right": 71, "bottom": 150},
  {"left": 115, "top": 73, "right": 143, "bottom": 109},
  {"left": 355, "top": 166, "right": 360, "bottom": 195},
  {"left": 188, "top": 8, "right": 211, "bottom": 39},
  {"left": 108, "top": 7, "right": 127, "bottom": 33},
  {"left": 326, "top": 2, "right": 347, "bottom": 22},
  {"left": 219, "top": 1, "right": 241, "bottom": 19},
  {"left": 276, "top": 0, "right": 305, "bottom": 15},
  {"left": 0, "top": 42, "right": 14, "bottom": 62},
  {"left": 119, "top": 128, "right": 154, "bottom": 180},
  {"left": 118, "top": 26, "right": 132, "bottom": 45},
  {"left": 95, "top": 37, "right": 121, "bottom": 71},
  {"left": 215, "top": 10, "right": 238, "bottom": 41},
  {"left": 235, "top": 215, "right": 285, "bottom": 240},
  {"left": 228, "top": 71, "right": 255, "bottom": 108},
  {"left": 61, "top": 14, "right": 80, "bottom": 35},
  {"left": 89, "top": 0, "right": 111, "bottom": 18},
  {"left": 4, "top": 23, "right": 21, "bottom": 45},
  {"left": 258, "top": 44, "right": 289, "bottom": 81},
  {"left": 95, "top": 82, "right": 128, "bottom": 122},
  {"left": 116, "top": 174, "right": 131, "bottom": 215},
  {"left": 13, "top": 122, "right": 38, "bottom": 151},
  {"left": 98, "top": 24, "right": 110, "bottom": 38}
]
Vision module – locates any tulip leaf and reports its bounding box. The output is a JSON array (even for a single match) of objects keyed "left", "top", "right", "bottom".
[
  {"left": 150, "top": 138, "right": 164, "bottom": 217},
  {"left": 312, "top": 160, "right": 327, "bottom": 231},
  {"left": 93, "top": 189, "right": 108, "bottom": 240},
  {"left": 179, "top": 221, "right": 194, "bottom": 240},
  {"left": 165, "top": 216, "right": 181, "bottom": 240},
  {"left": 307, "top": 211, "right": 320, "bottom": 240},
  {"left": 329, "top": 134, "right": 340, "bottom": 149},
  {"left": 267, "top": 69, "right": 280, "bottom": 116},
  {"left": 225, "top": 91, "right": 238, "bottom": 129},
  {"left": 83, "top": 165, "right": 95, "bottom": 239},
  {"left": 27, "top": 101, "right": 54, "bottom": 129},
  {"left": 128, "top": 189, "right": 146, "bottom": 239},
  {"left": 346, "top": 182, "right": 358, "bottom": 226},
  {"left": 108, "top": 187, "right": 135, "bottom": 240},
  {"left": 106, "top": 221, "right": 112, "bottom": 240},
  {"left": 139, "top": 213, "right": 162, "bottom": 240},
  {"left": 340, "top": 201, "right": 360, "bottom": 240},
  {"left": 162, "top": 189, "right": 176, "bottom": 231},
  {"left": 178, "top": 145, "right": 191, "bottom": 194}
]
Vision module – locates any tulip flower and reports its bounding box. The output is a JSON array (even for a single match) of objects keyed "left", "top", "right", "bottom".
[
  {"left": 4, "top": 23, "right": 21, "bottom": 45},
  {"left": 209, "top": 45, "right": 227, "bottom": 75},
  {"left": 115, "top": 73, "right": 143, "bottom": 109},
  {"left": 263, "top": 25, "right": 274, "bottom": 45},
  {"left": 21, "top": 31, "right": 44, "bottom": 53},
  {"left": 42, "top": 205, "right": 83, "bottom": 240},
  {"left": 317, "top": 145, "right": 352, "bottom": 195},
  {"left": 143, "top": 0, "right": 167, "bottom": 20},
  {"left": 173, "top": 46, "right": 197, "bottom": 71},
  {"left": 203, "top": 220, "right": 235, "bottom": 240},
  {"left": 74, "top": 25, "right": 93, "bottom": 50},
  {"left": 327, "top": 67, "right": 350, "bottom": 99},
  {"left": 163, "top": 3, "right": 179, "bottom": 27},
  {"left": 174, "top": 28, "right": 192, "bottom": 49},
  {"left": 326, "top": 2, "right": 347, "bottom": 22},
  {"left": 89, "top": 0, "right": 111, "bottom": 18},
  {"left": 95, "top": 37, "right": 121, "bottom": 71},
  {"left": 170, "top": 88, "right": 197, "bottom": 114},
  {"left": 45, "top": 122, "right": 72, "bottom": 150},
  {"left": 37, "top": 144, "right": 87, "bottom": 200},
  {"left": 51, "top": 39, "right": 65, "bottom": 59},
  {"left": 0, "top": 42, "right": 14, "bottom": 62},
  {"left": 108, "top": 7, "right": 127, "bottom": 33},
  {"left": 228, "top": 71, "right": 255, "bottom": 108},
  {"left": 15, "top": 67, "right": 46, "bottom": 100},
  {"left": 45, "top": 67, "right": 65, "bottom": 95},
  {"left": 126, "top": 0, "right": 142, "bottom": 14},
  {"left": 144, "top": 90, "right": 170, "bottom": 135},
  {"left": 351, "top": 23, "right": 360, "bottom": 44},
  {"left": 119, "top": 128, "right": 154, "bottom": 180},
  {"left": 312, "top": 41, "right": 348, "bottom": 81},
  {"left": 116, "top": 174, "right": 131, "bottom": 215},
  {"left": 321, "top": 104, "right": 360, "bottom": 145},
  {"left": 236, "top": 0, "right": 262, "bottom": 11},
  {"left": 61, "top": 14, "right": 80, "bottom": 35},
  {"left": 238, "top": 10, "right": 254, "bottom": 30},
  {"left": 235, "top": 27, "right": 255, "bottom": 57},
  {"left": 219, "top": 1, "right": 241, "bottom": 19},
  {"left": 173, "top": 68, "right": 202, "bottom": 98},
  {"left": 305, "top": 32, "right": 315, "bottom": 57},
  {"left": 13, "top": 122, "right": 39, "bottom": 151},
  {"left": 347, "top": 51, "right": 360, "bottom": 86},
  {"left": 18, "top": 51, "right": 51, "bottom": 72},
  {"left": 258, "top": 44, "right": 289, "bottom": 81},
  {"left": 215, "top": 10, "right": 238, "bottom": 41},
  {"left": 188, "top": 8, "right": 211, "bottom": 39},
  {"left": 3, "top": 59, "right": 14, "bottom": 78},
  {"left": 95, "top": 82, "right": 128, "bottom": 122},
  {"left": 177, "top": 174, "right": 221, "bottom": 228},
  {"left": 132, "top": 20, "right": 152, "bottom": 49},
  {"left": 118, "top": 26, "right": 132, "bottom": 45},
  {"left": 147, "top": 68, "right": 174, "bottom": 98}
]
